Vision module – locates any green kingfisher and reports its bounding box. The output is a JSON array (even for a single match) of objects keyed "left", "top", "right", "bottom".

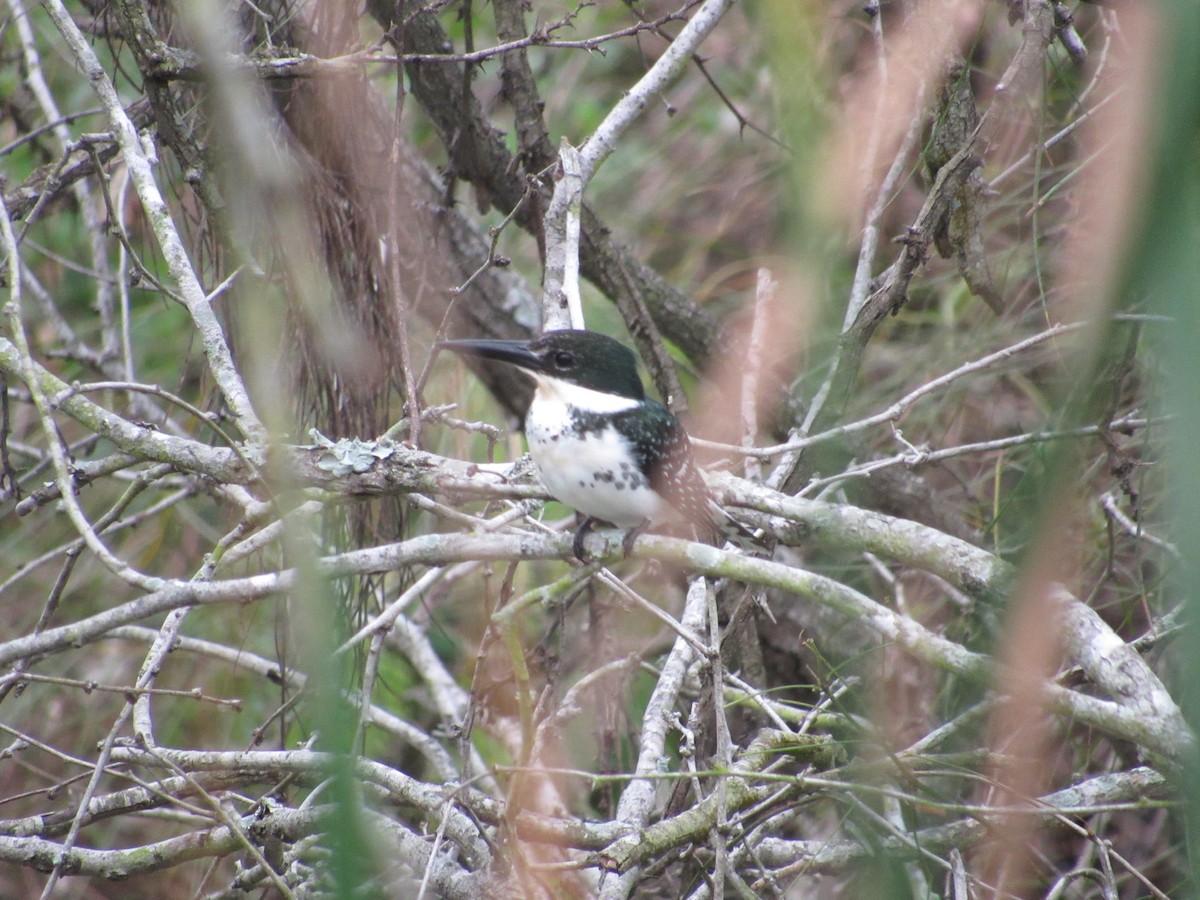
[{"left": 438, "top": 330, "right": 716, "bottom": 558}]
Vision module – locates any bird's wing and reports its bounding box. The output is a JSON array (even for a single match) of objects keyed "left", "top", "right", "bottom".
[{"left": 615, "top": 401, "right": 715, "bottom": 533}]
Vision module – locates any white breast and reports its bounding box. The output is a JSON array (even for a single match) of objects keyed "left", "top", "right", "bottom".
[{"left": 524, "top": 377, "right": 665, "bottom": 527}]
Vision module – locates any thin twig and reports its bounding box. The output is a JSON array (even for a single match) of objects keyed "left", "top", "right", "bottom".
[{"left": 41, "top": 0, "right": 266, "bottom": 441}]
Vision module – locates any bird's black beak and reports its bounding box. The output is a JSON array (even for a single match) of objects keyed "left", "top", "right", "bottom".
[{"left": 436, "top": 338, "right": 543, "bottom": 374}]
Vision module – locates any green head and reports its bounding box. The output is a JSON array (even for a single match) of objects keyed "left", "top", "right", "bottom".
[{"left": 437, "top": 330, "right": 646, "bottom": 400}]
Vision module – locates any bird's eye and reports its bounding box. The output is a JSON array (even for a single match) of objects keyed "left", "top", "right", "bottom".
[{"left": 553, "top": 351, "right": 575, "bottom": 369}]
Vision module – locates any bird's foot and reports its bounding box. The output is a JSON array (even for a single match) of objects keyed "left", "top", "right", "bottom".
[
  {"left": 622, "top": 520, "right": 649, "bottom": 557},
  {"left": 572, "top": 517, "right": 598, "bottom": 562}
]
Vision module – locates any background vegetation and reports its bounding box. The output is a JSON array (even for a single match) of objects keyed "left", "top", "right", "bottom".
[{"left": 2, "top": 0, "right": 1198, "bottom": 896}]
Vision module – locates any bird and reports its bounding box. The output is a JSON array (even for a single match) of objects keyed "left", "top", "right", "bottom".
[{"left": 437, "top": 329, "right": 716, "bottom": 559}]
